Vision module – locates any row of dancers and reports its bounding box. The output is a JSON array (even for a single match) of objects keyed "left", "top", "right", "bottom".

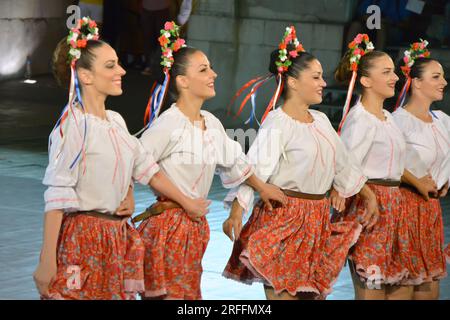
[{"left": 33, "top": 17, "right": 450, "bottom": 300}]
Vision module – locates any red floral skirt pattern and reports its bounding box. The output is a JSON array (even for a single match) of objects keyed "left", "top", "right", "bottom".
[
  {"left": 137, "top": 208, "right": 210, "bottom": 300},
  {"left": 223, "top": 197, "right": 362, "bottom": 298},
  {"left": 47, "top": 213, "right": 145, "bottom": 300},
  {"left": 398, "top": 188, "right": 447, "bottom": 284},
  {"left": 332, "top": 185, "right": 409, "bottom": 286}
]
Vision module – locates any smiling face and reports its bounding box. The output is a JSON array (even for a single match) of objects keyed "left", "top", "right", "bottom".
[
  {"left": 77, "top": 43, "right": 126, "bottom": 96},
  {"left": 287, "top": 58, "right": 327, "bottom": 105},
  {"left": 176, "top": 50, "right": 217, "bottom": 101},
  {"left": 360, "top": 54, "right": 399, "bottom": 99},
  {"left": 411, "top": 60, "right": 447, "bottom": 102}
]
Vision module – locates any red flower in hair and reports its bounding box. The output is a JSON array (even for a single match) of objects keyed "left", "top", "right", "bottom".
[
  {"left": 158, "top": 35, "right": 169, "bottom": 47},
  {"left": 279, "top": 42, "right": 287, "bottom": 50},
  {"left": 77, "top": 39, "right": 87, "bottom": 48},
  {"left": 164, "top": 21, "right": 175, "bottom": 31},
  {"left": 351, "top": 62, "right": 358, "bottom": 71},
  {"left": 349, "top": 41, "right": 357, "bottom": 49},
  {"left": 401, "top": 65, "right": 411, "bottom": 76},
  {"left": 89, "top": 20, "right": 97, "bottom": 28},
  {"left": 289, "top": 50, "right": 299, "bottom": 58},
  {"left": 173, "top": 38, "right": 186, "bottom": 52}
]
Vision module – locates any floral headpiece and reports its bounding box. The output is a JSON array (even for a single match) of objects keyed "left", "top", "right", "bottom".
[
  {"left": 139, "top": 21, "right": 187, "bottom": 132},
  {"left": 337, "top": 34, "right": 375, "bottom": 135},
  {"left": 347, "top": 33, "right": 374, "bottom": 71},
  {"left": 158, "top": 21, "right": 186, "bottom": 72},
  {"left": 67, "top": 17, "right": 99, "bottom": 66},
  {"left": 394, "top": 39, "right": 431, "bottom": 110},
  {"left": 400, "top": 39, "right": 430, "bottom": 77},
  {"left": 228, "top": 26, "right": 305, "bottom": 126},
  {"left": 49, "top": 17, "right": 100, "bottom": 171},
  {"left": 276, "top": 26, "right": 305, "bottom": 73}
]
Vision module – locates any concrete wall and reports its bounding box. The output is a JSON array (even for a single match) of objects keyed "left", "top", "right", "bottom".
[
  {"left": 0, "top": 0, "right": 72, "bottom": 81},
  {"left": 188, "top": 0, "right": 356, "bottom": 126}
]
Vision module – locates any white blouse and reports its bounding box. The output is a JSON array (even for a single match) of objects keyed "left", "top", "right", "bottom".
[
  {"left": 340, "top": 101, "right": 406, "bottom": 180},
  {"left": 393, "top": 108, "right": 450, "bottom": 189},
  {"left": 225, "top": 107, "right": 367, "bottom": 213},
  {"left": 43, "top": 107, "right": 160, "bottom": 213},
  {"left": 139, "top": 104, "right": 254, "bottom": 199}
]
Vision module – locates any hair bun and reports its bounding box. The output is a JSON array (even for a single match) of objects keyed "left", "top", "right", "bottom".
[
  {"left": 52, "top": 38, "right": 71, "bottom": 88},
  {"left": 268, "top": 49, "right": 280, "bottom": 75}
]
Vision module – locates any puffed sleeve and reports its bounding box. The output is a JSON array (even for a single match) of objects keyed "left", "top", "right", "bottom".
[
  {"left": 208, "top": 114, "right": 254, "bottom": 189},
  {"left": 110, "top": 111, "right": 161, "bottom": 185},
  {"left": 224, "top": 112, "right": 284, "bottom": 213},
  {"left": 139, "top": 109, "right": 185, "bottom": 162},
  {"left": 340, "top": 108, "right": 377, "bottom": 167},
  {"left": 42, "top": 112, "right": 83, "bottom": 213}
]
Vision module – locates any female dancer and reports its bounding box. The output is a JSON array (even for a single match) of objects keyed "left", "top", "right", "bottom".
[
  {"left": 222, "top": 26, "right": 379, "bottom": 300},
  {"left": 135, "top": 22, "right": 287, "bottom": 300},
  {"left": 392, "top": 40, "right": 449, "bottom": 299},
  {"left": 334, "top": 34, "right": 437, "bottom": 300},
  {"left": 33, "top": 18, "right": 208, "bottom": 300}
]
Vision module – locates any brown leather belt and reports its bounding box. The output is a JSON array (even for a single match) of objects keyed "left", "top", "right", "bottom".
[
  {"left": 367, "top": 179, "right": 401, "bottom": 187},
  {"left": 400, "top": 183, "right": 439, "bottom": 199},
  {"left": 282, "top": 189, "right": 328, "bottom": 200},
  {"left": 131, "top": 200, "right": 181, "bottom": 223},
  {"left": 72, "top": 211, "right": 124, "bottom": 221}
]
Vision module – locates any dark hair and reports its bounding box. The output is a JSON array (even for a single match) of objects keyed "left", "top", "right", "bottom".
[
  {"left": 150, "top": 46, "right": 201, "bottom": 114},
  {"left": 408, "top": 57, "right": 439, "bottom": 95},
  {"left": 52, "top": 37, "right": 107, "bottom": 88},
  {"left": 268, "top": 47, "right": 317, "bottom": 99},
  {"left": 334, "top": 49, "right": 389, "bottom": 92}
]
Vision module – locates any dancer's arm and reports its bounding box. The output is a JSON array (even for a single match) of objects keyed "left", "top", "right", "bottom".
[{"left": 33, "top": 210, "right": 64, "bottom": 298}]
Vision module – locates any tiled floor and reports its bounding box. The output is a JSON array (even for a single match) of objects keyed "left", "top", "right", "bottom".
[{"left": 1, "top": 74, "right": 450, "bottom": 300}]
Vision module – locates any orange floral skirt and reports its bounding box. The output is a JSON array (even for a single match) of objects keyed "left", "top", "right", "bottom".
[
  {"left": 398, "top": 187, "right": 447, "bottom": 285},
  {"left": 332, "top": 185, "right": 409, "bottom": 286},
  {"left": 137, "top": 207, "right": 210, "bottom": 300},
  {"left": 46, "top": 213, "right": 144, "bottom": 300},
  {"left": 223, "top": 196, "right": 361, "bottom": 298}
]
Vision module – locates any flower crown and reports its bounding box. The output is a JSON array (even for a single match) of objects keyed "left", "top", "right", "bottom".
[
  {"left": 67, "top": 17, "right": 99, "bottom": 66},
  {"left": 348, "top": 33, "right": 374, "bottom": 71},
  {"left": 276, "top": 26, "right": 305, "bottom": 73},
  {"left": 158, "top": 21, "right": 186, "bottom": 72},
  {"left": 401, "top": 39, "right": 430, "bottom": 77}
]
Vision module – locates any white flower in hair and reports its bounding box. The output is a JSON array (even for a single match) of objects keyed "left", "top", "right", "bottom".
[
  {"left": 164, "top": 31, "right": 171, "bottom": 38},
  {"left": 350, "top": 56, "right": 357, "bottom": 63},
  {"left": 87, "top": 34, "right": 94, "bottom": 40},
  {"left": 408, "top": 61, "right": 414, "bottom": 67},
  {"left": 424, "top": 40, "right": 429, "bottom": 46},
  {"left": 69, "top": 48, "right": 81, "bottom": 60},
  {"left": 404, "top": 50, "right": 411, "bottom": 57},
  {"left": 286, "top": 27, "right": 292, "bottom": 33},
  {"left": 366, "top": 42, "right": 374, "bottom": 50},
  {"left": 280, "top": 55, "right": 287, "bottom": 62},
  {"left": 294, "top": 39, "right": 300, "bottom": 47},
  {"left": 82, "top": 17, "right": 88, "bottom": 23}
]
